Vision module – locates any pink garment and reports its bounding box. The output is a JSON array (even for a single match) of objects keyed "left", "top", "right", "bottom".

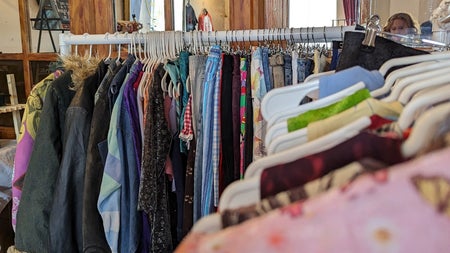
[{"left": 177, "top": 147, "right": 450, "bottom": 252}]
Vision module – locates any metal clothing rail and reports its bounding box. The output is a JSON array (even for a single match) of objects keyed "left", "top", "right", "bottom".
[{"left": 59, "top": 26, "right": 357, "bottom": 56}]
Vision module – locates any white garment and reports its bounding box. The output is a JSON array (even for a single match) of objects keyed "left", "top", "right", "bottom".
[{"left": 203, "top": 15, "right": 213, "bottom": 31}]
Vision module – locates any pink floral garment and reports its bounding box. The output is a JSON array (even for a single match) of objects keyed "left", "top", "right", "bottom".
[{"left": 176, "top": 147, "right": 450, "bottom": 253}]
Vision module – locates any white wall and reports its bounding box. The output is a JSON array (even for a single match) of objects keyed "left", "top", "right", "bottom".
[
  {"left": 390, "top": 0, "right": 421, "bottom": 22},
  {"left": 0, "top": 0, "right": 63, "bottom": 53},
  {"left": 372, "top": 0, "right": 390, "bottom": 26},
  {"left": 0, "top": 0, "right": 22, "bottom": 53}
]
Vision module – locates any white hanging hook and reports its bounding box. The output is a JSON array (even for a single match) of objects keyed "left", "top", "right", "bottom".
[
  {"left": 131, "top": 32, "right": 137, "bottom": 58},
  {"left": 104, "top": 33, "right": 112, "bottom": 60},
  {"left": 139, "top": 32, "right": 144, "bottom": 59},
  {"left": 89, "top": 44, "right": 93, "bottom": 59},
  {"left": 124, "top": 32, "right": 131, "bottom": 57},
  {"left": 172, "top": 31, "right": 178, "bottom": 56},
  {"left": 114, "top": 32, "right": 121, "bottom": 63},
  {"left": 82, "top": 33, "right": 91, "bottom": 58}
]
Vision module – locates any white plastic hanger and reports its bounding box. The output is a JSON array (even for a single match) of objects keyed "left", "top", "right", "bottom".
[
  {"left": 261, "top": 80, "right": 321, "bottom": 122},
  {"left": 303, "top": 70, "right": 335, "bottom": 83},
  {"left": 265, "top": 59, "right": 450, "bottom": 144},
  {"left": 402, "top": 102, "right": 450, "bottom": 158},
  {"left": 261, "top": 51, "right": 450, "bottom": 123},
  {"left": 160, "top": 71, "right": 169, "bottom": 92},
  {"left": 266, "top": 81, "right": 365, "bottom": 129},
  {"left": 147, "top": 32, "right": 158, "bottom": 71},
  {"left": 222, "top": 86, "right": 450, "bottom": 212},
  {"left": 191, "top": 213, "right": 222, "bottom": 234},
  {"left": 396, "top": 84, "right": 450, "bottom": 133},
  {"left": 217, "top": 117, "right": 372, "bottom": 211},
  {"left": 220, "top": 100, "right": 450, "bottom": 211},
  {"left": 268, "top": 75, "right": 448, "bottom": 155},
  {"left": 247, "top": 116, "right": 372, "bottom": 179},
  {"left": 397, "top": 72, "right": 450, "bottom": 105},
  {"left": 115, "top": 42, "right": 122, "bottom": 65},
  {"left": 381, "top": 61, "right": 450, "bottom": 102},
  {"left": 267, "top": 127, "right": 307, "bottom": 155},
  {"left": 371, "top": 51, "right": 450, "bottom": 97},
  {"left": 265, "top": 81, "right": 366, "bottom": 146},
  {"left": 378, "top": 51, "right": 450, "bottom": 76}
]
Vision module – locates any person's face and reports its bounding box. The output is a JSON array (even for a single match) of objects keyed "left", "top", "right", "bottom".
[{"left": 389, "top": 19, "right": 409, "bottom": 35}]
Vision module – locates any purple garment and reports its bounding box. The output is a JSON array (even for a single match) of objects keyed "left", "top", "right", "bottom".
[
  {"left": 123, "top": 62, "right": 143, "bottom": 173},
  {"left": 122, "top": 61, "right": 151, "bottom": 253}
]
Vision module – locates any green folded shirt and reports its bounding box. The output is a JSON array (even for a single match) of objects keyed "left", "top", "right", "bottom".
[{"left": 287, "top": 88, "right": 371, "bottom": 132}]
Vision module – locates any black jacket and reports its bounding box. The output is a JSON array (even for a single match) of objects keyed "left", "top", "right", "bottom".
[{"left": 49, "top": 61, "right": 107, "bottom": 253}]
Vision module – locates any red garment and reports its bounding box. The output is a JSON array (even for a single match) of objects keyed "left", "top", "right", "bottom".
[
  {"left": 198, "top": 12, "right": 213, "bottom": 31},
  {"left": 260, "top": 131, "right": 407, "bottom": 198},
  {"left": 179, "top": 95, "right": 194, "bottom": 145}
]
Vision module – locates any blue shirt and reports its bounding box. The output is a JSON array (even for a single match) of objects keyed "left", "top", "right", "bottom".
[{"left": 318, "top": 66, "right": 384, "bottom": 98}]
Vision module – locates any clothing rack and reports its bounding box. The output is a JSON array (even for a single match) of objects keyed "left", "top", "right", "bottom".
[{"left": 59, "top": 25, "right": 357, "bottom": 56}]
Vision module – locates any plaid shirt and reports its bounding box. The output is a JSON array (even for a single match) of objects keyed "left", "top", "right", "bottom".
[{"left": 179, "top": 94, "right": 194, "bottom": 149}]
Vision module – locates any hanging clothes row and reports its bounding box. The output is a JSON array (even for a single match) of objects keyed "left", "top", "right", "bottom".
[
  {"left": 9, "top": 24, "right": 449, "bottom": 253},
  {"left": 176, "top": 30, "right": 450, "bottom": 252},
  {"left": 14, "top": 28, "right": 343, "bottom": 253}
]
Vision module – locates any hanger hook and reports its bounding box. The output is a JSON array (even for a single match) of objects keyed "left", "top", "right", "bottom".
[
  {"left": 306, "top": 27, "right": 310, "bottom": 44},
  {"left": 198, "top": 30, "right": 203, "bottom": 53},
  {"left": 213, "top": 30, "right": 217, "bottom": 45},
  {"left": 189, "top": 30, "right": 194, "bottom": 52},
  {"left": 207, "top": 30, "right": 211, "bottom": 45},
  {"left": 263, "top": 29, "right": 266, "bottom": 44},
  {"left": 279, "top": 28, "right": 283, "bottom": 45},
  {"left": 88, "top": 44, "right": 93, "bottom": 59},
  {"left": 226, "top": 30, "right": 229, "bottom": 45},
  {"left": 299, "top": 27, "right": 303, "bottom": 43},
  {"left": 290, "top": 27, "right": 294, "bottom": 45},
  {"left": 312, "top": 28, "right": 316, "bottom": 44},
  {"left": 230, "top": 30, "right": 235, "bottom": 51},
  {"left": 200, "top": 30, "right": 204, "bottom": 50}
]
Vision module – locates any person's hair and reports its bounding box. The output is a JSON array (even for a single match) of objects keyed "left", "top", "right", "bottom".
[{"left": 383, "top": 12, "right": 418, "bottom": 33}]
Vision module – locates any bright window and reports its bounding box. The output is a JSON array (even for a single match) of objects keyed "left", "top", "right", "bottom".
[
  {"left": 174, "top": 0, "right": 183, "bottom": 31},
  {"left": 289, "top": 0, "right": 337, "bottom": 27}
]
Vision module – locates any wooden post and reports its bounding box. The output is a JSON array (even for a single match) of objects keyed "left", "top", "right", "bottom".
[
  {"left": 165, "top": 0, "right": 174, "bottom": 30},
  {"left": 18, "top": 0, "right": 32, "bottom": 97},
  {"left": 229, "top": 0, "right": 262, "bottom": 30},
  {"left": 264, "top": 0, "right": 288, "bottom": 28},
  {"left": 69, "top": 0, "right": 115, "bottom": 57},
  {"left": 6, "top": 74, "right": 23, "bottom": 140}
]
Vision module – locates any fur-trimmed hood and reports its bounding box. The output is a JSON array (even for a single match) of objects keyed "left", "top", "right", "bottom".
[{"left": 59, "top": 54, "right": 101, "bottom": 90}]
